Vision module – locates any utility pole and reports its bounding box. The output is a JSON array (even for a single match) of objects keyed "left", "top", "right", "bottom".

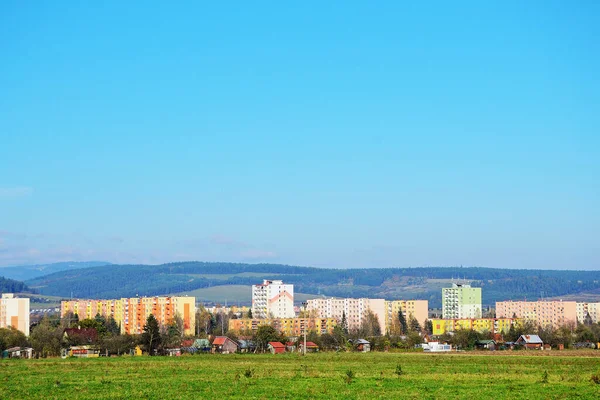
[{"left": 302, "top": 301, "right": 307, "bottom": 356}]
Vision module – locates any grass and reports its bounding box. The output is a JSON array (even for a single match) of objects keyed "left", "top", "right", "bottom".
[{"left": 2, "top": 352, "right": 600, "bottom": 399}]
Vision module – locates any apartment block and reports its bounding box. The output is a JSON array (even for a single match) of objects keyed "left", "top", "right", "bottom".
[
  {"left": 251, "top": 280, "right": 294, "bottom": 319},
  {"left": 0, "top": 293, "right": 30, "bottom": 336},
  {"left": 431, "top": 318, "right": 521, "bottom": 335},
  {"left": 495, "top": 300, "right": 577, "bottom": 328},
  {"left": 576, "top": 302, "right": 600, "bottom": 324},
  {"left": 305, "top": 297, "right": 386, "bottom": 333},
  {"left": 442, "top": 283, "right": 482, "bottom": 319},
  {"left": 385, "top": 300, "right": 428, "bottom": 332},
  {"left": 229, "top": 317, "right": 338, "bottom": 337},
  {"left": 61, "top": 296, "right": 195, "bottom": 335}
]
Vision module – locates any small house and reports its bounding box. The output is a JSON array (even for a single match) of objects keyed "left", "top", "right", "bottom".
[
  {"left": 299, "top": 341, "right": 319, "bottom": 353},
  {"left": 165, "top": 348, "right": 182, "bottom": 356},
  {"left": 2, "top": 347, "right": 33, "bottom": 359},
  {"left": 64, "top": 345, "right": 100, "bottom": 358},
  {"left": 63, "top": 328, "right": 98, "bottom": 344},
  {"left": 422, "top": 342, "right": 452, "bottom": 352},
  {"left": 475, "top": 339, "right": 496, "bottom": 350},
  {"left": 268, "top": 341, "right": 286, "bottom": 354},
  {"left": 352, "top": 339, "right": 370, "bottom": 352},
  {"left": 212, "top": 336, "right": 239, "bottom": 354},
  {"left": 516, "top": 334, "right": 543, "bottom": 350}
]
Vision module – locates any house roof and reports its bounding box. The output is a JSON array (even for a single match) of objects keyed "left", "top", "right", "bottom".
[
  {"left": 518, "top": 334, "right": 543, "bottom": 344},
  {"left": 268, "top": 341, "right": 285, "bottom": 348},
  {"left": 354, "top": 339, "right": 370, "bottom": 345},
  {"left": 213, "top": 336, "right": 237, "bottom": 346},
  {"left": 64, "top": 328, "right": 98, "bottom": 341},
  {"left": 304, "top": 341, "right": 319, "bottom": 348},
  {"left": 476, "top": 340, "right": 496, "bottom": 345}
]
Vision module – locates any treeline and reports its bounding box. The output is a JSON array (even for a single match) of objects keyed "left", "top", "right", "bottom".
[
  {"left": 0, "top": 276, "right": 31, "bottom": 293},
  {"left": 25, "top": 262, "right": 600, "bottom": 304}
]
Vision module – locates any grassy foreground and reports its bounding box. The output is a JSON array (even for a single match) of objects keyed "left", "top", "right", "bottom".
[{"left": 2, "top": 352, "right": 600, "bottom": 399}]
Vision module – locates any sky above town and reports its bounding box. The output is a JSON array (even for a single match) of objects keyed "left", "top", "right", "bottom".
[{"left": 1, "top": 1, "right": 598, "bottom": 269}]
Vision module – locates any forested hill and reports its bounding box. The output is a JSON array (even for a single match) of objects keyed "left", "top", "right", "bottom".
[
  {"left": 25, "top": 262, "right": 600, "bottom": 307},
  {"left": 0, "top": 276, "right": 31, "bottom": 293},
  {"left": 0, "top": 261, "right": 111, "bottom": 281}
]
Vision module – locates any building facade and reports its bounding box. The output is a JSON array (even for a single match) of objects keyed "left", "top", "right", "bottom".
[
  {"left": 442, "top": 283, "right": 482, "bottom": 319},
  {"left": 229, "top": 317, "right": 338, "bottom": 337},
  {"left": 495, "top": 300, "right": 577, "bottom": 328},
  {"left": 61, "top": 296, "right": 195, "bottom": 335},
  {"left": 576, "top": 302, "right": 600, "bottom": 324},
  {"left": 431, "top": 317, "right": 521, "bottom": 335},
  {"left": 0, "top": 293, "right": 30, "bottom": 336},
  {"left": 251, "top": 280, "right": 294, "bottom": 319},
  {"left": 305, "top": 297, "right": 387, "bottom": 333},
  {"left": 385, "top": 300, "right": 429, "bottom": 333}
]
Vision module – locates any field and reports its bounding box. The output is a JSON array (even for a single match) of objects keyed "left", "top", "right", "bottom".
[{"left": 2, "top": 352, "right": 600, "bottom": 399}]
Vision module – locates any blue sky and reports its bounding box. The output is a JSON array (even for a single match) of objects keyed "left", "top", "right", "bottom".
[{"left": 1, "top": 1, "right": 598, "bottom": 269}]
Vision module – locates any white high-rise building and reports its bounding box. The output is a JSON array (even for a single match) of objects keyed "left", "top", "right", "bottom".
[
  {"left": 0, "top": 293, "right": 30, "bottom": 336},
  {"left": 252, "top": 280, "right": 294, "bottom": 319}
]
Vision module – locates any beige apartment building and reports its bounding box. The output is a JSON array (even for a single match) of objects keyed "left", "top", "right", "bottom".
[
  {"left": 576, "top": 302, "right": 600, "bottom": 324},
  {"left": 0, "top": 293, "right": 30, "bottom": 336},
  {"left": 305, "top": 297, "right": 387, "bottom": 333},
  {"left": 386, "top": 300, "right": 429, "bottom": 332},
  {"left": 61, "top": 296, "right": 195, "bottom": 335},
  {"left": 495, "top": 300, "right": 577, "bottom": 328}
]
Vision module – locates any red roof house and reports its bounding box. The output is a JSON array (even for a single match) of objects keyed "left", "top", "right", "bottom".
[
  {"left": 268, "top": 341, "right": 286, "bottom": 354},
  {"left": 211, "top": 336, "right": 239, "bottom": 354}
]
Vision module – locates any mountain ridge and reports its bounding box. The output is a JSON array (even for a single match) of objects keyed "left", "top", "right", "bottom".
[{"left": 23, "top": 261, "right": 600, "bottom": 307}]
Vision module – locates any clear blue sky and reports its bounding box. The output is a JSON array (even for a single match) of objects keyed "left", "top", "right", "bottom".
[{"left": 1, "top": 1, "right": 598, "bottom": 269}]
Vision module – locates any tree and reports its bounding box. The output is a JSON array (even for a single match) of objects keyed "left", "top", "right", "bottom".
[
  {"left": 451, "top": 329, "right": 481, "bottom": 350},
  {"left": 94, "top": 313, "right": 108, "bottom": 336},
  {"left": 142, "top": 315, "right": 161, "bottom": 355},
  {"left": 424, "top": 319, "right": 433, "bottom": 335},
  {"left": 398, "top": 311, "right": 407, "bottom": 335},
  {"left": 29, "top": 317, "right": 62, "bottom": 357},
  {"left": 341, "top": 311, "right": 349, "bottom": 335},
  {"left": 361, "top": 309, "right": 382, "bottom": 337},
  {"left": 101, "top": 334, "right": 136, "bottom": 356},
  {"left": 247, "top": 309, "right": 253, "bottom": 319},
  {"left": 0, "top": 327, "right": 29, "bottom": 352},
  {"left": 254, "top": 325, "right": 281, "bottom": 353},
  {"left": 408, "top": 316, "right": 421, "bottom": 333},
  {"left": 105, "top": 316, "right": 120, "bottom": 336}
]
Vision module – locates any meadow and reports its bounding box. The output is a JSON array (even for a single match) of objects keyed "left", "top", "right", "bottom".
[{"left": 2, "top": 352, "right": 600, "bottom": 399}]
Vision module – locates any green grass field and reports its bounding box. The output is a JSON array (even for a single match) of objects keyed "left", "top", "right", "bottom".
[{"left": 2, "top": 352, "right": 600, "bottom": 399}]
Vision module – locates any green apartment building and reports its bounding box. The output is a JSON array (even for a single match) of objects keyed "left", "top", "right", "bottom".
[{"left": 442, "top": 283, "right": 482, "bottom": 319}]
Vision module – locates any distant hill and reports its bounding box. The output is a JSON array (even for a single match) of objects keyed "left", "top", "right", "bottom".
[
  {"left": 0, "top": 276, "right": 31, "bottom": 293},
  {"left": 25, "top": 261, "right": 600, "bottom": 307},
  {"left": 0, "top": 261, "right": 111, "bottom": 281}
]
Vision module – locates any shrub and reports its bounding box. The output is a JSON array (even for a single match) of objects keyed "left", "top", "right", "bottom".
[{"left": 344, "top": 369, "right": 355, "bottom": 384}]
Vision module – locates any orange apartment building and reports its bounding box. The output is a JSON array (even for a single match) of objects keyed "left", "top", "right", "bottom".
[
  {"left": 495, "top": 300, "right": 577, "bottom": 328},
  {"left": 61, "top": 296, "right": 195, "bottom": 335}
]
